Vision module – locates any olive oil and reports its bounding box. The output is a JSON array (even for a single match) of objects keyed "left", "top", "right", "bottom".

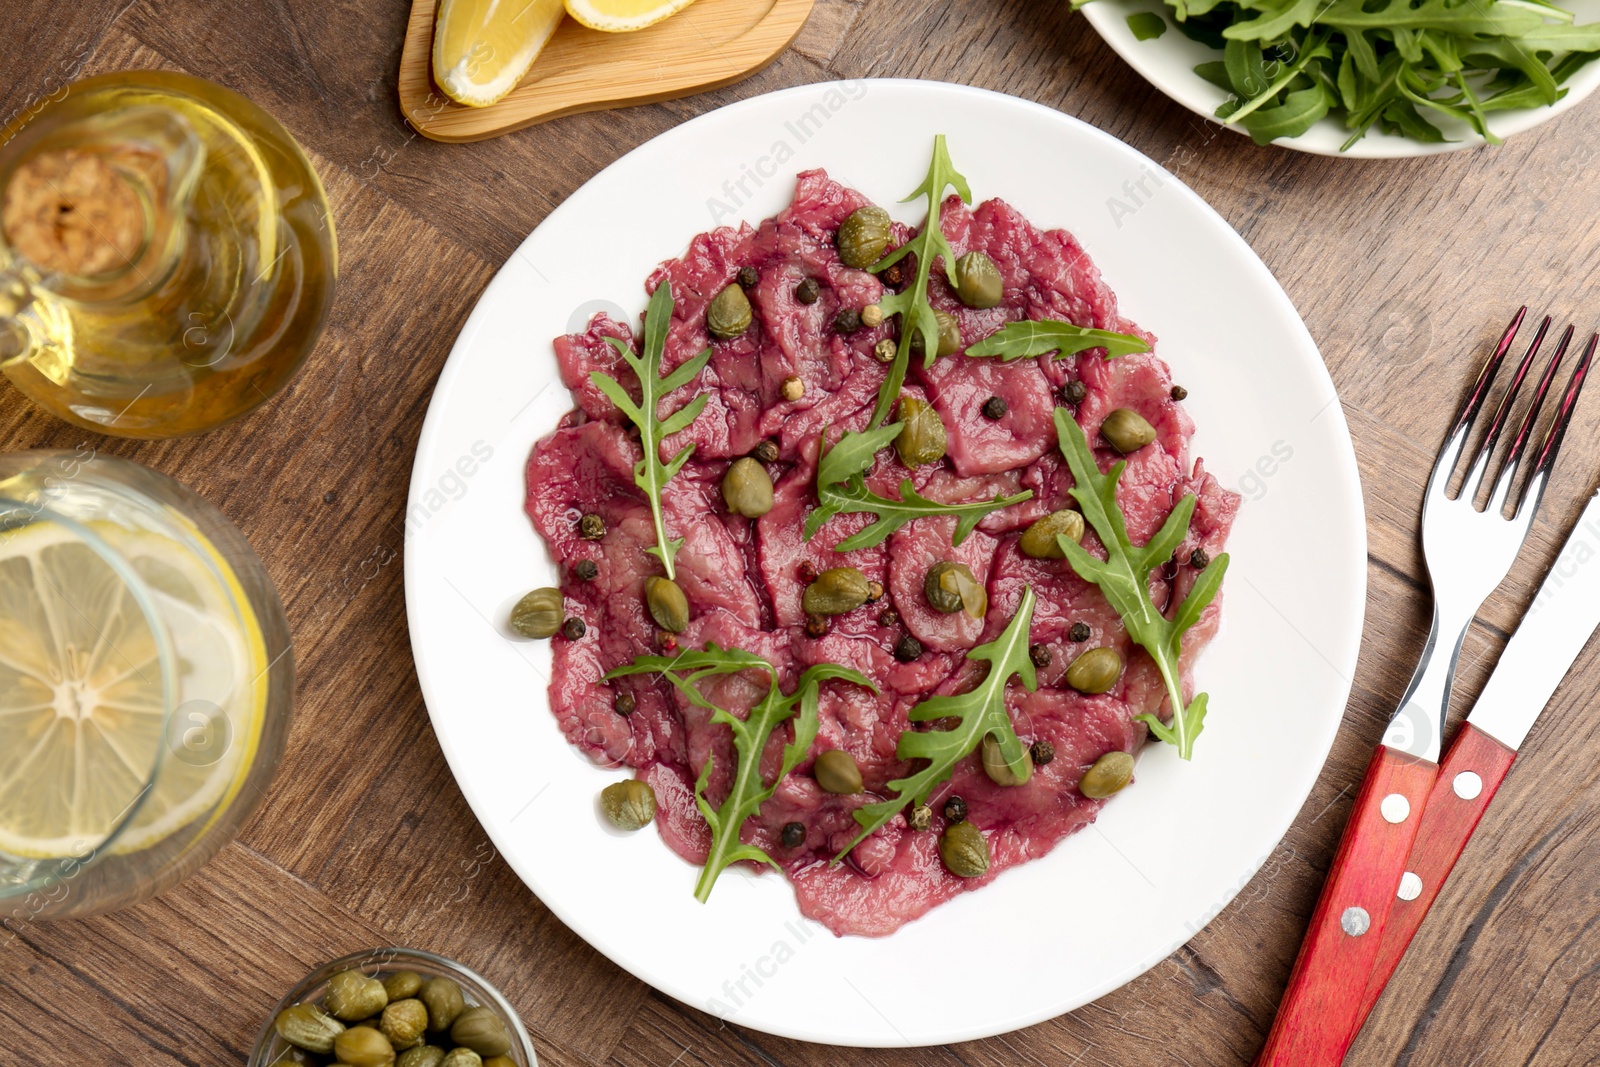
[{"left": 0, "top": 71, "right": 336, "bottom": 438}]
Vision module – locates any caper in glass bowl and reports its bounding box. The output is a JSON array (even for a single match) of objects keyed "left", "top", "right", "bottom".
[{"left": 250, "top": 948, "right": 537, "bottom": 1067}]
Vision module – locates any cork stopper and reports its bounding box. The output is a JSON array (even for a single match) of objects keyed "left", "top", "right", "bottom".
[{"left": 2, "top": 148, "right": 146, "bottom": 276}]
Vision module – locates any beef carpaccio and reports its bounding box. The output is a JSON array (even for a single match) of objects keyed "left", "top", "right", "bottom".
[{"left": 524, "top": 169, "right": 1238, "bottom": 937}]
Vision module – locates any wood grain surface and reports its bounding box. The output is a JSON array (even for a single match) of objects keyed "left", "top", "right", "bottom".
[
  {"left": 4, "top": 1, "right": 1600, "bottom": 1064},
  {"left": 397, "top": 0, "right": 815, "bottom": 142}
]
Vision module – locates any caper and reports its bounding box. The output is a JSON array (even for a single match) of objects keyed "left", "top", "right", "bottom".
[
  {"left": 802, "top": 566, "right": 870, "bottom": 616},
  {"left": 721, "top": 457, "right": 774, "bottom": 518},
  {"left": 707, "top": 284, "right": 753, "bottom": 339},
  {"left": 814, "top": 749, "right": 863, "bottom": 794},
  {"left": 836, "top": 205, "right": 891, "bottom": 269},
  {"left": 397, "top": 1047, "right": 447, "bottom": 1067},
  {"left": 1101, "top": 408, "right": 1157, "bottom": 453},
  {"left": 483, "top": 1059, "right": 516, "bottom": 1067},
  {"left": 923, "top": 561, "right": 986, "bottom": 618},
  {"left": 508, "top": 588, "right": 563, "bottom": 639},
  {"left": 277, "top": 1003, "right": 346, "bottom": 1054},
  {"left": 419, "top": 977, "right": 465, "bottom": 1033},
  {"left": 327, "top": 970, "right": 389, "bottom": 1022},
  {"left": 893, "top": 395, "right": 947, "bottom": 467},
  {"left": 381, "top": 999, "right": 430, "bottom": 1050},
  {"left": 644, "top": 576, "right": 689, "bottom": 633},
  {"left": 334, "top": 1025, "right": 396, "bottom": 1067},
  {"left": 981, "top": 733, "right": 1034, "bottom": 787},
  {"left": 439, "top": 1051, "right": 482, "bottom": 1067},
  {"left": 907, "top": 804, "right": 933, "bottom": 832},
  {"left": 954, "top": 251, "right": 1003, "bottom": 309},
  {"left": 382, "top": 971, "right": 423, "bottom": 1002},
  {"left": 940, "top": 821, "right": 990, "bottom": 878},
  {"left": 450, "top": 1007, "right": 512, "bottom": 1058},
  {"left": 278, "top": 1048, "right": 323, "bottom": 1067},
  {"left": 1079, "top": 750, "right": 1136, "bottom": 799},
  {"left": 1019, "top": 509, "right": 1085, "bottom": 559},
  {"left": 600, "top": 779, "right": 656, "bottom": 831},
  {"left": 909, "top": 309, "right": 961, "bottom": 358},
  {"left": 1066, "top": 646, "right": 1122, "bottom": 694}
]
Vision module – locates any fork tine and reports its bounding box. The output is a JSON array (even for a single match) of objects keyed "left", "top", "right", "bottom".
[
  {"left": 1429, "top": 307, "right": 1526, "bottom": 498},
  {"left": 1487, "top": 324, "right": 1570, "bottom": 512},
  {"left": 1466, "top": 314, "right": 1551, "bottom": 502},
  {"left": 1514, "top": 331, "right": 1598, "bottom": 518}
]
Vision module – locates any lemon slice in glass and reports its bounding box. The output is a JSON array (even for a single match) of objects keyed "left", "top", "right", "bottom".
[
  {"left": 434, "top": 0, "right": 567, "bottom": 108},
  {"left": 0, "top": 520, "right": 266, "bottom": 859},
  {"left": 563, "top": 0, "right": 697, "bottom": 32}
]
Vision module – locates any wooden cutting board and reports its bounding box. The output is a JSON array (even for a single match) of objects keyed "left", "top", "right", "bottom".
[{"left": 397, "top": 0, "right": 815, "bottom": 142}]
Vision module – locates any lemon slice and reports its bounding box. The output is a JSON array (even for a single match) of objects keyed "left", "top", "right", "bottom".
[
  {"left": 434, "top": 0, "right": 567, "bottom": 108},
  {"left": 563, "top": 0, "right": 696, "bottom": 31},
  {"left": 0, "top": 520, "right": 266, "bottom": 859}
]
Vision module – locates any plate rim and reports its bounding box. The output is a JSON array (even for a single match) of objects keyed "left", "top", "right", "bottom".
[{"left": 404, "top": 77, "right": 1369, "bottom": 1046}]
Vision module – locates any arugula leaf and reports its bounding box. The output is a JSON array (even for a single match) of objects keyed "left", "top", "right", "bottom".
[
  {"left": 964, "top": 320, "right": 1151, "bottom": 362},
  {"left": 1052, "top": 409, "right": 1228, "bottom": 760},
  {"left": 589, "top": 282, "right": 709, "bottom": 581},
  {"left": 803, "top": 426, "right": 1033, "bottom": 552},
  {"left": 866, "top": 135, "right": 971, "bottom": 428},
  {"left": 1096, "top": 0, "right": 1600, "bottom": 149},
  {"left": 606, "top": 646, "right": 874, "bottom": 902},
  {"left": 837, "top": 586, "right": 1038, "bottom": 859}
]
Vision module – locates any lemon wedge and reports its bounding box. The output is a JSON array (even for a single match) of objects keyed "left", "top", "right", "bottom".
[
  {"left": 563, "top": 0, "right": 697, "bottom": 32},
  {"left": 0, "top": 520, "right": 266, "bottom": 859},
  {"left": 434, "top": 0, "right": 567, "bottom": 108}
]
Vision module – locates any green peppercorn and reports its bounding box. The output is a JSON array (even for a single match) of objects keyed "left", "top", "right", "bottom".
[
  {"left": 578, "top": 513, "right": 605, "bottom": 540},
  {"left": 907, "top": 804, "right": 933, "bottom": 832},
  {"left": 940, "top": 821, "right": 990, "bottom": 878}
]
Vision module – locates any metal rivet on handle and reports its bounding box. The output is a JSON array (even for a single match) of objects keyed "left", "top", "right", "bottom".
[
  {"left": 1453, "top": 771, "right": 1483, "bottom": 800},
  {"left": 1398, "top": 872, "right": 1423, "bottom": 901},
  {"left": 1380, "top": 793, "right": 1411, "bottom": 824},
  {"left": 1341, "top": 906, "right": 1371, "bottom": 936}
]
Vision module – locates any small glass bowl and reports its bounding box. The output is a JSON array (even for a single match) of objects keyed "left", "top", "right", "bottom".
[{"left": 248, "top": 947, "right": 537, "bottom": 1066}]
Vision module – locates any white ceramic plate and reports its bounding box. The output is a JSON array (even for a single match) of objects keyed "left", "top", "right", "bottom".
[
  {"left": 404, "top": 80, "right": 1366, "bottom": 1047},
  {"left": 1080, "top": 0, "right": 1600, "bottom": 157}
]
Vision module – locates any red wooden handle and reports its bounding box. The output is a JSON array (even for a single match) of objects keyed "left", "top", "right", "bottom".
[
  {"left": 1253, "top": 745, "right": 1438, "bottom": 1067},
  {"left": 1351, "top": 724, "right": 1517, "bottom": 1034}
]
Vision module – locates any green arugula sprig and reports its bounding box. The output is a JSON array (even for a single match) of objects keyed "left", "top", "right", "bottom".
[
  {"left": 1052, "top": 409, "right": 1228, "bottom": 759},
  {"left": 865, "top": 134, "right": 971, "bottom": 428},
  {"left": 965, "top": 320, "right": 1151, "bottom": 362},
  {"left": 803, "top": 423, "right": 1032, "bottom": 552},
  {"left": 836, "top": 586, "right": 1038, "bottom": 859},
  {"left": 1118, "top": 0, "right": 1600, "bottom": 148},
  {"left": 607, "top": 646, "right": 874, "bottom": 902},
  {"left": 589, "top": 282, "right": 709, "bottom": 581}
]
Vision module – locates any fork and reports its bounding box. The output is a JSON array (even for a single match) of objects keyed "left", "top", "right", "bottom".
[{"left": 1253, "top": 308, "right": 1593, "bottom": 1067}]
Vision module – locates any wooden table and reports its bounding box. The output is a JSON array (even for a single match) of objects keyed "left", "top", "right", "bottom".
[{"left": 6, "top": 2, "right": 1600, "bottom": 1063}]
